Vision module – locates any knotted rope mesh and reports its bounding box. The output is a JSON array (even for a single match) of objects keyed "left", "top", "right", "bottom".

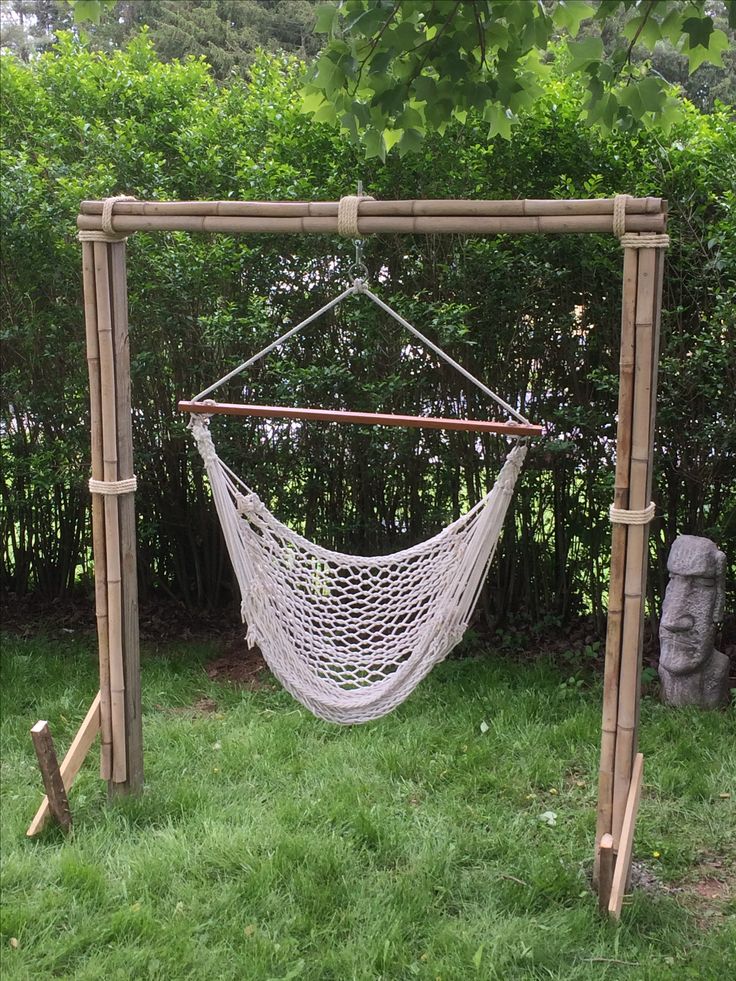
[{"left": 190, "top": 416, "right": 526, "bottom": 724}]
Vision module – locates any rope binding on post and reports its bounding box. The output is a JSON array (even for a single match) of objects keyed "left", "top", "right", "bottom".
[
  {"left": 77, "top": 195, "right": 137, "bottom": 243},
  {"left": 609, "top": 502, "right": 656, "bottom": 525},
  {"left": 619, "top": 232, "right": 670, "bottom": 249},
  {"left": 613, "top": 194, "right": 669, "bottom": 248},
  {"left": 337, "top": 191, "right": 375, "bottom": 238},
  {"left": 89, "top": 477, "right": 138, "bottom": 496}
]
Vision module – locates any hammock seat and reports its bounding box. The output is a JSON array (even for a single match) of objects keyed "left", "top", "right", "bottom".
[
  {"left": 190, "top": 416, "right": 526, "bottom": 724},
  {"left": 186, "top": 276, "right": 536, "bottom": 723}
]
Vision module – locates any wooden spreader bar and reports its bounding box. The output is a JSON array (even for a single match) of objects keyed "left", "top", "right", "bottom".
[{"left": 178, "top": 400, "right": 543, "bottom": 437}]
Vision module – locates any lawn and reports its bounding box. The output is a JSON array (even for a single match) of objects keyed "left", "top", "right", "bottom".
[{"left": 1, "top": 631, "right": 734, "bottom": 980}]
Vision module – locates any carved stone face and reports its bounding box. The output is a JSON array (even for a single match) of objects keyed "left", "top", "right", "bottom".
[{"left": 659, "top": 536, "right": 726, "bottom": 676}]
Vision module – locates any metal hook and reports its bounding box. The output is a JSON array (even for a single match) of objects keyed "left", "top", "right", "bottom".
[{"left": 349, "top": 180, "right": 369, "bottom": 284}]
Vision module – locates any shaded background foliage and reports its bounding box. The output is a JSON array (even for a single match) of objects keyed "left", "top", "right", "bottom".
[{"left": 1, "top": 31, "right": 734, "bottom": 634}]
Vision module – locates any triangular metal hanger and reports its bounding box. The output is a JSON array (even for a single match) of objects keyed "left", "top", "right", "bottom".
[{"left": 179, "top": 276, "right": 543, "bottom": 438}]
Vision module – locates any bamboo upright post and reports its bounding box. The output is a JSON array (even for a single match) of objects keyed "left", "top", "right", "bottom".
[
  {"left": 110, "top": 241, "right": 143, "bottom": 795},
  {"left": 81, "top": 228, "right": 143, "bottom": 796},
  {"left": 595, "top": 233, "right": 666, "bottom": 909},
  {"left": 612, "top": 247, "right": 659, "bottom": 842},
  {"left": 83, "top": 243, "right": 113, "bottom": 781},
  {"left": 93, "top": 241, "right": 127, "bottom": 784},
  {"left": 595, "top": 246, "right": 639, "bottom": 873}
]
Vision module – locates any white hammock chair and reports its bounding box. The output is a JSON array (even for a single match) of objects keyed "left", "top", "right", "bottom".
[{"left": 186, "top": 278, "right": 536, "bottom": 724}]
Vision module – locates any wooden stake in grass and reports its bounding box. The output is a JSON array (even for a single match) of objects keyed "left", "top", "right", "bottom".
[
  {"left": 597, "top": 833, "right": 615, "bottom": 915},
  {"left": 609, "top": 753, "right": 644, "bottom": 920},
  {"left": 27, "top": 694, "right": 101, "bottom": 837},
  {"left": 30, "top": 722, "right": 71, "bottom": 833}
]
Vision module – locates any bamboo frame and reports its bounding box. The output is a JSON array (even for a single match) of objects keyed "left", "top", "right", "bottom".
[
  {"left": 179, "top": 400, "right": 544, "bottom": 437},
  {"left": 72, "top": 196, "right": 666, "bottom": 921}
]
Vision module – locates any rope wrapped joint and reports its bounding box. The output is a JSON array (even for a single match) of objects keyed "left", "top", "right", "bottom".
[
  {"left": 78, "top": 195, "right": 137, "bottom": 243},
  {"left": 609, "top": 502, "right": 656, "bottom": 525},
  {"left": 89, "top": 476, "right": 137, "bottom": 496},
  {"left": 613, "top": 194, "right": 669, "bottom": 248},
  {"left": 337, "top": 193, "right": 375, "bottom": 238}
]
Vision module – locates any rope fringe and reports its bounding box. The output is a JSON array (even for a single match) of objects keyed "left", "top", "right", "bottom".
[
  {"left": 89, "top": 477, "right": 138, "bottom": 496},
  {"left": 609, "top": 502, "right": 655, "bottom": 525}
]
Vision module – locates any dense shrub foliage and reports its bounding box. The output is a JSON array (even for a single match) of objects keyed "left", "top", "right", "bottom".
[{"left": 1, "top": 35, "right": 734, "bottom": 626}]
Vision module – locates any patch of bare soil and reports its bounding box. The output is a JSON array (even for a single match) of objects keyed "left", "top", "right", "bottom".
[
  {"left": 204, "top": 633, "right": 273, "bottom": 691},
  {"left": 655, "top": 852, "right": 736, "bottom": 931},
  {"left": 156, "top": 697, "right": 221, "bottom": 717}
]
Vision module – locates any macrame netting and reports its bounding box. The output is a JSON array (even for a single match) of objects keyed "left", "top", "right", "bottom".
[{"left": 190, "top": 415, "right": 526, "bottom": 724}]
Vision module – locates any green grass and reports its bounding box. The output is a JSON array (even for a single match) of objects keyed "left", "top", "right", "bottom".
[{"left": 1, "top": 632, "right": 734, "bottom": 980}]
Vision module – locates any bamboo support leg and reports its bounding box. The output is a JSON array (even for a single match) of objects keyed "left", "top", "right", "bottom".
[
  {"left": 609, "top": 754, "right": 645, "bottom": 920},
  {"left": 83, "top": 242, "right": 112, "bottom": 780},
  {"left": 94, "top": 241, "right": 127, "bottom": 784},
  {"left": 595, "top": 247, "right": 638, "bottom": 876},
  {"left": 611, "top": 249, "right": 659, "bottom": 845},
  {"left": 110, "top": 241, "right": 143, "bottom": 795}
]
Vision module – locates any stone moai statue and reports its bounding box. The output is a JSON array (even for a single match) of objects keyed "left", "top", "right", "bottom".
[{"left": 659, "top": 535, "right": 729, "bottom": 708}]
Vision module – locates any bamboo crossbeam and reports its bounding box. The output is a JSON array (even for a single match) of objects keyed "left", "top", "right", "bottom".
[
  {"left": 179, "top": 400, "right": 544, "bottom": 437},
  {"left": 77, "top": 212, "right": 666, "bottom": 236},
  {"left": 80, "top": 197, "right": 665, "bottom": 218}
]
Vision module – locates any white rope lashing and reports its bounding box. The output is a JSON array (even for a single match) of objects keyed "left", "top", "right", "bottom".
[
  {"left": 609, "top": 502, "right": 655, "bottom": 525},
  {"left": 89, "top": 477, "right": 138, "bottom": 495},
  {"left": 78, "top": 194, "right": 137, "bottom": 242},
  {"left": 337, "top": 194, "right": 374, "bottom": 237},
  {"left": 619, "top": 233, "right": 670, "bottom": 249},
  {"left": 613, "top": 194, "right": 629, "bottom": 239},
  {"left": 613, "top": 194, "right": 669, "bottom": 249}
]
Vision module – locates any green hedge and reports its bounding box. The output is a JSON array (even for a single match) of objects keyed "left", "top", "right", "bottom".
[{"left": 2, "top": 34, "right": 734, "bottom": 626}]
